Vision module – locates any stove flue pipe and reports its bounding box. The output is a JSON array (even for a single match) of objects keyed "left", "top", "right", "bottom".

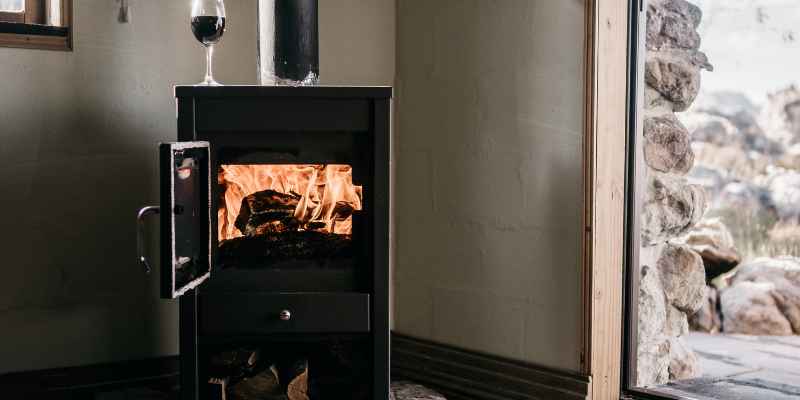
[{"left": 258, "top": 0, "right": 319, "bottom": 86}]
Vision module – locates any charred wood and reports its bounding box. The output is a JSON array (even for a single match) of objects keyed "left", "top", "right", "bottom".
[
  {"left": 235, "top": 189, "right": 301, "bottom": 236},
  {"left": 217, "top": 231, "right": 352, "bottom": 269}
]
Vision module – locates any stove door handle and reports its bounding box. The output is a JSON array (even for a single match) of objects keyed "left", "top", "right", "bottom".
[{"left": 137, "top": 206, "right": 160, "bottom": 274}]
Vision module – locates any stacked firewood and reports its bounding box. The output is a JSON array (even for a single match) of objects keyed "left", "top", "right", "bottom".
[
  {"left": 207, "top": 348, "right": 309, "bottom": 400},
  {"left": 205, "top": 342, "right": 372, "bottom": 400}
]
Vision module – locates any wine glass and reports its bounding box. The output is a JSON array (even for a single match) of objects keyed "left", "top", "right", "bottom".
[{"left": 191, "top": 0, "right": 226, "bottom": 86}]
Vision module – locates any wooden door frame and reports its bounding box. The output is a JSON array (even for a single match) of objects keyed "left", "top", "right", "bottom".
[{"left": 581, "top": 0, "right": 641, "bottom": 399}]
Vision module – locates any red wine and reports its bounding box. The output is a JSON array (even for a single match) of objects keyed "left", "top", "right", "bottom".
[{"left": 191, "top": 16, "right": 226, "bottom": 45}]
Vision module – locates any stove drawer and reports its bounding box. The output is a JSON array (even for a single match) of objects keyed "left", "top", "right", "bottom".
[{"left": 199, "top": 292, "right": 370, "bottom": 335}]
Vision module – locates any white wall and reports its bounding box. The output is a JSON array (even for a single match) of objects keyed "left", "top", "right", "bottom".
[
  {"left": 0, "top": 0, "right": 394, "bottom": 373},
  {"left": 393, "top": 0, "right": 586, "bottom": 371}
]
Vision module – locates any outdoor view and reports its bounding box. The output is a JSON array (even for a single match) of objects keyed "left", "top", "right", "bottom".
[
  {"left": 638, "top": 0, "right": 800, "bottom": 398},
  {"left": 0, "top": 0, "right": 23, "bottom": 13}
]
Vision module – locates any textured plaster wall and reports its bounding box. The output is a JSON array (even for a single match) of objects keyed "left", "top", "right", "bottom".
[
  {"left": 393, "top": 0, "right": 586, "bottom": 371},
  {"left": 0, "top": 0, "right": 394, "bottom": 373}
]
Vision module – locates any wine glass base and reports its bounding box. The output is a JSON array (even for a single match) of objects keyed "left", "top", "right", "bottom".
[{"left": 195, "top": 79, "right": 222, "bottom": 86}]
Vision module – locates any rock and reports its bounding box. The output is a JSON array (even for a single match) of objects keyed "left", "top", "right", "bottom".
[
  {"left": 658, "top": 244, "right": 706, "bottom": 313},
  {"left": 680, "top": 112, "right": 740, "bottom": 146},
  {"left": 642, "top": 174, "right": 708, "bottom": 245},
  {"left": 692, "top": 91, "right": 759, "bottom": 122},
  {"left": 768, "top": 170, "right": 800, "bottom": 222},
  {"left": 390, "top": 382, "right": 447, "bottom": 400},
  {"left": 646, "top": 0, "right": 702, "bottom": 51},
  {"left": 668, "top": 337, "right": 700, "bottom": 380},
  {"left": 659, "top": 0, "right": 702, "bottom": 28},
  {"left": 637, "top": 336, "right": 671, "bottom": 387},
  {"left": 639, "top": 264, "right": 668, "bottom": 341},
  {"left": 727, "top": 257, "right": 800, "bottom": 333},
  {"left": 643, "top": 113, "right": 695, "bottom": 174},
  {"left": 777, "top": 143, "right": 800, "bottom": 170},
  {"left": 681, "top": 218, "right": 741, "bottom": 282},
  {"left": 689, "top": 286, "right": 721, "bottom": 333},
  {"left": 646, "top": 50, "right": 708, "bottom": 112},
  {"left": 686, "top": 165, "right": 726, "bottom": 200},
  {"left": 665, "top": 304, "right": 689, "bottom": 336},
  {"left": 759, "top": 85, "right": 800, "bottom": 146},
  {"left": 720, "top": 281, "right": 794, "bottom": 335}
]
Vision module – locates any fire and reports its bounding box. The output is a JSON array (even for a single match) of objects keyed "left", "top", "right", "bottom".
[{"left": 218, "top": 164, "right": 362, "bottom": 241}]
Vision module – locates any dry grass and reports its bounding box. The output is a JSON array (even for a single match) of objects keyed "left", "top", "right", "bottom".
[{"left": 709, "top": 206, "right": 800, "bottom": 261}]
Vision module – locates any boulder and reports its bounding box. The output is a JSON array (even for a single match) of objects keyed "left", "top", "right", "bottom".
[
  {"left": 637, "top": 337, "right": 671, "bottom": 387},
  {"left": 681, "top": 218, "right": 741, "bottom": 282},
  {"left": 777, "top": 143, "right": 800, "bottom": 171},
  {"left": 768, "top": 170, "right": 800, "bottom": 222},
  {"left": 637, "top": 264, "right": 672, "bottom": 387},
  {"left": 658, "top": 244, "right": 706, "bottom": 313},
  {"left": 720, "top": 280, "right": 794, "bottom": 335},
  {"left": 665, "top": 304, "right": 689, "bottom": 336},
  {"left": 686, "top": 165, "right": 726, "bottom": 200},
  {"left": 727, "top": 257, "right": 800, "bottom": 333},
  {"left": 646, "top": 0, "right": 702, "bottom": 51},
  {"left": 642, "top": 173, "right": 708, "bottom": 245},
  {"left": 639, "top": 264, "right": 667, "bottom": 341},
  {"left": 679, "top": 112, "right": 740, "bottom": 146},
  {"left": 689, "top": 286, "right": 721, "bottom": 333},
  {"left": 668, "top": 337, "right": 700, "bottom": 380},
  {"left": 643, "top": 113, "right": 695, "bottom": 174},
  {"left": 716, "top": 181, "right": 774, "bottom": 214},
  {"left": 390, "top": 382, "right": 447, "bottom": 400},
  {"left": 759, "top": 85, "right": 800, "bottom": 146},
  {"left": 646, "top": 50, "right": 710, "bottom": 112}
]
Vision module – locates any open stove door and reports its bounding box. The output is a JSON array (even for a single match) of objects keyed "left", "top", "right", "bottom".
[{"left": 158, "top": 141, "right": 211, "bottom": 299}]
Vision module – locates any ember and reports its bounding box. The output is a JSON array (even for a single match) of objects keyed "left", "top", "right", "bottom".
[{"left": 218, "top": 165, "right": 362, "bottom": 241}]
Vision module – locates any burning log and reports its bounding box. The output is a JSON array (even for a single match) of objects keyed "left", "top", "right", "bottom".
[
  {"left": 217, "top": 231, "right": 353, "bottom": 269},
  {"left": 284, "top": 359, "right": 310, "bottom": 400},
  {"left": 235, "top": 189, "right": 301, "bottom": 236}
]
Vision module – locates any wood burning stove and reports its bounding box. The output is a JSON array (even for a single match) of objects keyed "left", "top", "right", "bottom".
[{"left": 137, "top": 86, "right": 391, "bottom": 400}]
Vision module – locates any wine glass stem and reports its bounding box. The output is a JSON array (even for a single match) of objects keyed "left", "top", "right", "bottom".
[{"left": 205, "top": 45, "right": 214, "bottom": 84}]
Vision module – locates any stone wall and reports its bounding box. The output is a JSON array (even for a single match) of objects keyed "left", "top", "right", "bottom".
[{"left": 637, "top": 0, "right": 712, "bottom": 386}]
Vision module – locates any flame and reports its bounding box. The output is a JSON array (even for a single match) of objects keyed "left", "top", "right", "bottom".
[{"left": 218, "top": 164, "right": 362, "bottom": 241}]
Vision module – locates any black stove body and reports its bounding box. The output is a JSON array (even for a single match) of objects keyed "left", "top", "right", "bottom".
[{"left": 145, "top": 86, "right": 390, "bottom": 400}]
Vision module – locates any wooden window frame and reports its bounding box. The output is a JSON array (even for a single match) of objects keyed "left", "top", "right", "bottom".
[
  {"left": 0, "top": 0, "right": 72, "bottom": 51},
  {"left": 582, "top": 0, "right": 686, "bottom": 399},
  {"left": 580, "top": 0, "right": 641, "bottom": 399}
]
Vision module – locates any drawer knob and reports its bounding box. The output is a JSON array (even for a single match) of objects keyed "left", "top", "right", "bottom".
[{"left": 279, "top": 309, "right": 292, "bottom": 321}]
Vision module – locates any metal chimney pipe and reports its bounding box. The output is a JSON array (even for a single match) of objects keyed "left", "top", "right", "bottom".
[{"left": 258, "top": 0, "right": 319, "bottom": 86}]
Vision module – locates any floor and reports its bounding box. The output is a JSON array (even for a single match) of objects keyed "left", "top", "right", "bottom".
[{"left": 658, "top": 332, "right": 800, "bottom": 400}]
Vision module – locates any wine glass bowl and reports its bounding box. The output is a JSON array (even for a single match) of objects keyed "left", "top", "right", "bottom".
[{"left": 191, "top": 0, "right": 226, "bottom": 86}]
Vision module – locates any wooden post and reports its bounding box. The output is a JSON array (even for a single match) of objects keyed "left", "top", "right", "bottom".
[{"left": 582, "top": 0, "right": 633, "bottom": 399}]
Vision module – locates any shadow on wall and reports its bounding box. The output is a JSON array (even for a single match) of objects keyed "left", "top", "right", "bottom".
[
  {"left": 0, "top": 0, "right": 257, "bottom": 373},
  {"left": 392, "top": 0, "right": 585, "bottom": 371}
]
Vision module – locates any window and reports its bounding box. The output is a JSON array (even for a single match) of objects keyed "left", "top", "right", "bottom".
[
  {"left": 0, "top": 0, "right": 72, "bottom": 51},
  {"left": 0, "top": 0, "right": 24, "bottom": 13}
]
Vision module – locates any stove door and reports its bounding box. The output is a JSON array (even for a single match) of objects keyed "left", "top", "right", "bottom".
[{"left": 160, "top": 141, "right": 211, "bottom": 299}]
